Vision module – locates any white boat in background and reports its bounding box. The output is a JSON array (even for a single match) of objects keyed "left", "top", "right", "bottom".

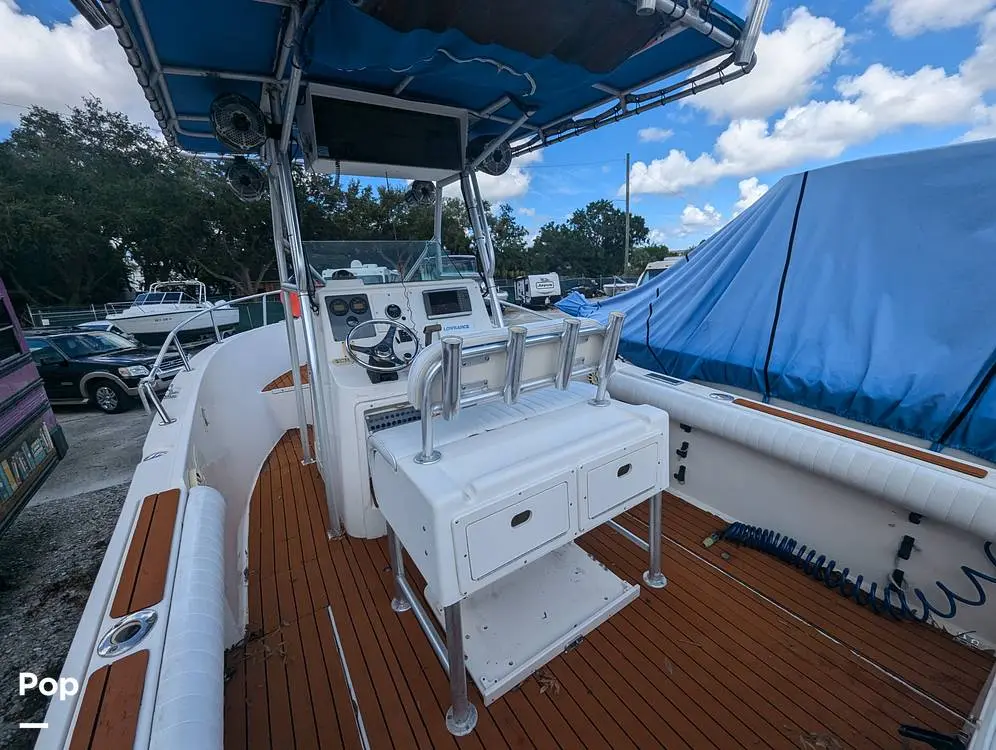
[{"left": 105, "top": 280, "right": 239, "bottom": 346}]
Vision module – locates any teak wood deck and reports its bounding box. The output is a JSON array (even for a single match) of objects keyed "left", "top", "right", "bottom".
[{"left": 226, "top": 430, "right": 995, "bottom": 749}]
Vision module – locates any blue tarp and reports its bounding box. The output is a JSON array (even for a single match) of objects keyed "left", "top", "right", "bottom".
[
  {"left": 558, "top": 139, "right": 996, "bottom": 463},
  {"left": 119, "top": 0, "right": 744, "bottom": 154}
]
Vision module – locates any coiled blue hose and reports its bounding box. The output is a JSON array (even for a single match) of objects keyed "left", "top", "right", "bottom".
[{"left": 721, "top": 522, "right": 996, "bottom": 622}]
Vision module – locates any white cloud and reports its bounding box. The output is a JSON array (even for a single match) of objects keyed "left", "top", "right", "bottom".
[
  {"left": 517, "top": 207, "right": 536, "bottom": 217},
  {"left": 0, "top": 1, "right": 153, "bottom": 128},
  {"left": 675, "top": 203, "right": 723, "bottom": 236},
  {"left": 629, "top": 54, "right": 986, "bottom": 195},
  {"left": 689, "top": 8, "right": 847, "bottom": 120},
  {"left": 733, "top": 177, "right": 769, "bottom": 214},
  {"left": 447, "top": 149, "right": 542, "bottom": 202},
  {"left": 958, "top": 105, "right": 996, "bottom": 142},
  {"left": 870, "top": 0, "right": 996, "bottom": 37},
  {"left": 638, "top": 127, "right": 674, "bottom": 143}
]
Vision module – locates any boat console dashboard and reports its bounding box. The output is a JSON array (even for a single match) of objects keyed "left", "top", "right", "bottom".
[{"left": 322, "top": 277, "right": 490, "bottom": 347}]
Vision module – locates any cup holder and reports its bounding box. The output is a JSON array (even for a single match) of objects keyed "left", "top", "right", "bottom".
[{"left": 97, "top": 609, "right": 157, "bottom": 658}]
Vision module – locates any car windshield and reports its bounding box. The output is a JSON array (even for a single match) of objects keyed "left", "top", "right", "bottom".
[
  {"left": 50, "top": 332, "right": 138, "bottom": 357},
  {"left": 303, "top": 240, "right": 480, "bottom": 285}
]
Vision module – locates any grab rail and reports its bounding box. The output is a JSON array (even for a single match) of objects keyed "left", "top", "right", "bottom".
[{"left": 139, "top": 289, "right": 284, "bottom": 425}]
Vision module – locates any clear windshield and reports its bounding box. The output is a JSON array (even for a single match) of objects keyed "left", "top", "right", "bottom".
[
  {"left": 302, "top": 240, "right": 480, "bottom": 285},
  {"left": 50, "top": 332, "right": 139, "bottom": 356}
]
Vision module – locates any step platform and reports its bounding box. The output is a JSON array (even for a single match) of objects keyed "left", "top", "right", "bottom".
[{"left": 426, "top": 542, "right": 640, "bottom": 704}]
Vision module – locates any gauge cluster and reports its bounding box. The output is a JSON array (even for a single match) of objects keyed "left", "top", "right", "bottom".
[{"left": 326, "top": 294, "right": 374, "bottom": 340}]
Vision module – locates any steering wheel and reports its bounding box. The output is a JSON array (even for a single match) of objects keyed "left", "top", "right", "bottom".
[{"left": 345, "top": 319, "right": 421, "bottom": 373}]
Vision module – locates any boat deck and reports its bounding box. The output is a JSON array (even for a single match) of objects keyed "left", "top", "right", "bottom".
[{"left": 226, "top": 430, "right": 994, "bottom": 749}]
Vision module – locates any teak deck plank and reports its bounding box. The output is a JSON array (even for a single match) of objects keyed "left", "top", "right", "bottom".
[
  {"left": 632, "top": 495, "right": 993, "bottom": 717},
  {"left": 228, "top": 430, "right": 993, "bottom": 749},
  {"left": 69, "top": 650, "right": 149, "bottom": 750},
  {"left": 110, "top": 489, "right": 180, "bottom": 617},
  {"left": 262, "top": 365, "right": 310, "bottom": 392}
]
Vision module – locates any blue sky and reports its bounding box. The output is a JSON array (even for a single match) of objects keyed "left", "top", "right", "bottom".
[{"left": 2, "top": 0, "right": 995, "bottom": 249}]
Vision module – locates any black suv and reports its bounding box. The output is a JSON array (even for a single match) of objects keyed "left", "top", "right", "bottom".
[{"left": 24, "top": 329, "right": 183, "bottom": 413}]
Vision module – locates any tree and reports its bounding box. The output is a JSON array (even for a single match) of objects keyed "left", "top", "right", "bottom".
[
  {"left": 529, "top": 200, "right": 650, "bottom": 277},
  {"left": 626, "top": 244, "right": 674, "bottom": 275}
]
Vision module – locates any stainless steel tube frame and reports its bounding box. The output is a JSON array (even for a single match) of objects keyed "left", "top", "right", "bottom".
[
  {"left": 460, "top": 172, "right": 505, "bottom": 327},
  {"left": 470, "top": 171, "right": 506, "bottom": 328},
  {"left": 590, "top": 311, "right": 625, "bottom": 406},
  {"left": 141, "top": 381, "right": 175, "bottom": 426},
  {"left": 265, "top": 137, "right": 313, "bottom": 464},
  {"left": 387, "top": 525, "right": 412, "bottom": 613},
  {"left": 646, "top": 0, "right": 737, "bottom": 50},
  {"left": 735, "top": 0, "right": 770, "bottom": 66},
  {"left": 273, "top": 147, "right": 343, "bottom": 537},
  {"left": 444, "top": 602, "right": 478, "bottom": 736},
  {"left": 643, "top": 492, "right": 668, "bottom": 589}
]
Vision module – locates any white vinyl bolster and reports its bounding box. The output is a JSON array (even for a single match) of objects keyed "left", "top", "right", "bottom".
[
  {"left": 609, "top": 366, "right": 996, "bottom": 542},
  {"left": 149, "top": 485, "right": 227, "bottom": 750}
]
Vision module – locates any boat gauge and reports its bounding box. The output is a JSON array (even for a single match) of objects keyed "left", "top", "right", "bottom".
[
  {"left": 349, "top": 296, "right": 369, "bottom": 315},
  {"left": 346, "top": 316, "right": 359, "bottom": 328},
  {"left": 385, "top": 304, "right": 402, "bottom": 319},
  {"left": 330, "top": 298, "right": 349, "bottom": 316}
]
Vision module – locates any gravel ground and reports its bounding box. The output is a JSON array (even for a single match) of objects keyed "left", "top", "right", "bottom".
[{"left": 0, "top": 406, "right": 149, "bottom": 749}]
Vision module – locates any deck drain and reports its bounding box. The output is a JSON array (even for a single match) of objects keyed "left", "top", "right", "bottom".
[{"left": 97, "top": 610, "right": 157, "bottom": 658}]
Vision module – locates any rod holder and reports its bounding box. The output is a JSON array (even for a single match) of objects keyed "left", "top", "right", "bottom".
[
  {"left": 555, "top": 318, "right": 581, "bottom": 390},
  {"left": 416, "top": 360, "right": 443, "bottom": 464},
  {"left": 503, "top": 326, "right": 527, "bottom": 404},
  {"left": 636, "top": 0, "right": 656, "bottom": 14},
  {"left": 590, "top": 312, "right": 625, "bottom": 406},
  {"left": 441, "top": 337, "right": 463, "bottom": 421}
]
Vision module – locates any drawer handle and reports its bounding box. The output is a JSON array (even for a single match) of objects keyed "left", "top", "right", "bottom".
[
  {"left": 617, "top": 463, "right": 632, "bottom": 478},
  {"left": 510, "top": 510, "right": 532, "bottom": 528}
]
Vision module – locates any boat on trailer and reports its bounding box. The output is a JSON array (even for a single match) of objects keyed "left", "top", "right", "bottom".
[
  {"left": 105, "top": 280, "right": 240, "bottom": 346},
  {"left": 39, "top": 1, "right": 996, "bottom": 749}
]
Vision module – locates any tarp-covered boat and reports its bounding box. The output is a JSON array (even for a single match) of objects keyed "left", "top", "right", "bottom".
[{"left": 558, "top": 139, "right": 996, "bottom": 463}]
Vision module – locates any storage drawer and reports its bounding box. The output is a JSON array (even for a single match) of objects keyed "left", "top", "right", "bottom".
[
  {"left": 583, "top": 443, "right": 660, "bottom": 521},
  {"left": 465, "top": 482, "right": 570, "bottom": 580}
]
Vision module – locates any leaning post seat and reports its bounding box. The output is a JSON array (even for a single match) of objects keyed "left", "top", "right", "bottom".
[{"left": 368, "top": 314, "right": 670, "bottom": 735}]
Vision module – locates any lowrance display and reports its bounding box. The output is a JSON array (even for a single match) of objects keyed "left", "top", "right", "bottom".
[{"left": 423, "top": 288, "right": 472, "bottom": 319}]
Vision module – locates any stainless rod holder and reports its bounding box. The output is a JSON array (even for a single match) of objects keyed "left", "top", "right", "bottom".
[
  {"left": 503, "top": 326, "right": 527, "bottom": 404},
  {"left": 387, "top": 525, "right": 412, "bottom": 613},
  {"left": 444, "top": 602, "right": 478, "bottom": 736},
  {"left": 643, "top": 492, "right": 668, "bottom": 589},
  {"left": 555, "top": 318, "right": 581, "bottom": 390},
  {"left": 441, "top": 337, "right": 463, "bottom": 421},
  {"left": 416, "top": 360, "right": 443, "bottom": 464},
  {"left": 590, "top": 311, "right": 625, "bottom": 406}
]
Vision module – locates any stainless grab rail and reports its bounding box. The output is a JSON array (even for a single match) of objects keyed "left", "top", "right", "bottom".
[{"left": 139, "top": 289, "right": 285, "bottom": 425}]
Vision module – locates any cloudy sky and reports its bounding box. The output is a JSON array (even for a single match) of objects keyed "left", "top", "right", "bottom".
[{"left": 2, "top": 0, "right": 994, "bottom": 247}]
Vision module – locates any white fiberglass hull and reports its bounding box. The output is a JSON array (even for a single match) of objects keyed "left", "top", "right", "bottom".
[{"left": 107, "top": 305, "right": 240, "bottom": 345}]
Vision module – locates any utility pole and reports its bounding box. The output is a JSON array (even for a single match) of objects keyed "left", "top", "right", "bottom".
[{"left": 624, "top": 152, "right": 631, "bottom": 275}]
